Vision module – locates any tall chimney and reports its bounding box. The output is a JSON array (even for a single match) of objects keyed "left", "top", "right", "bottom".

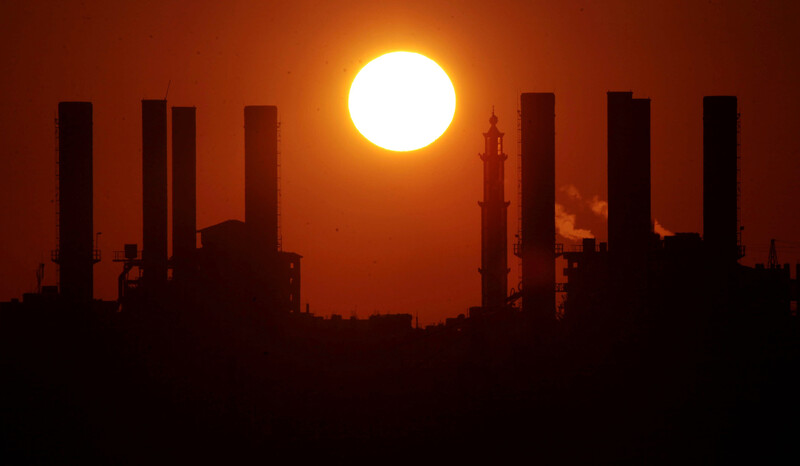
[
  {"left": 142, "top": 100, "right": 168, "bottom": 289},
  {"left": 244, "top": 106, "right": 279, "bottom": 253},
  {"left": 520, "top": 93, "right": 555, "bottom": 319},
  {"left": 703, "top": 96, "right": 739, "bottom": 264},
  {"left": 172, "top": 106, "right": 196, "bottom": 281},
  {"left": 57, "top": 102, "right": 95, "bottom": 302},
  {"left": 478, "top": 110, "right": 509, "bottom": 309},
  {"left": 607, "top": 92, "right": 651, "bottom": 312},
  {"left": 608, "top": 92, "right": 651, "bottom": 258}
]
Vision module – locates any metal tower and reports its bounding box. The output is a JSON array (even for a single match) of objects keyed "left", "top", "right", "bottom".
[{"left": 767, "top": 239, "right": 778, "bottom": 269}]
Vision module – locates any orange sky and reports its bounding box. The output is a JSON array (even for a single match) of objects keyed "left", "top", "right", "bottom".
[{"left": 2, "top": 0, "right": 799, "bottom": 325}]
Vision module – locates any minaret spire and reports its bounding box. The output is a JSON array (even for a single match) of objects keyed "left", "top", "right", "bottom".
[{"left": 478, "top": 110, "right": 510, "bottom": 309}]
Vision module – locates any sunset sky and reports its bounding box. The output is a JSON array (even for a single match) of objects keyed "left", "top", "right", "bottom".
[{"left": 2, "top": 0, "right": 799, "bottom": 324}]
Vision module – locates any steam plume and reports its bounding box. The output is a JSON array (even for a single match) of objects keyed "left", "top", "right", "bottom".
[
  {"left": 590, "top": 195, "right": 608, "bottom": 219},
  {"left": 561, "top": 184, "right": 583, "bottom": 201},
  {"left": 555, "top": 203, "right": 594, "bottom": 240},
  {"left": 558, "top": 185, "right": 671, "bottom": 238},
  {"left": 559, "top": 185, "right": 608, "bottom": 219},
  {"left": 654, "top": 219, "right": 674, "bottom": 237}
]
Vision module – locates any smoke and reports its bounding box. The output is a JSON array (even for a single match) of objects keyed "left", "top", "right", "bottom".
[
  {"left": 555, "top": 203, "right": 594, "bottom": 240},
  {"left": 558, "top": 184, "right": 673, "bottom": 238},
  {"left": 557, "top": 185, "right": 596, "bottom": 240},
  {"left": 589, "top": 195, "right": 608, "bottom": 219},
  {"left": 561, "top": 184, "right": 583, "bottom": 201},
  {"left": 561, "top": 185, "right": 609, "bottom": 219},
  {"left": 654, "top": 219, "right": 674, "bottom": 237}
]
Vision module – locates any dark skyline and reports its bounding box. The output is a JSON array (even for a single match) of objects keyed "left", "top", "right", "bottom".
[
  {"left": 2, "top": 90, "right": 796, "bottom": 462},
  {"left": 3, "top": 2, "right": 800, "bottom": 460}
]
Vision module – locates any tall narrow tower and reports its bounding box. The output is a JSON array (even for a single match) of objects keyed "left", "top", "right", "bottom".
[
  {"left": 520, "top": 93, "right": 556, "bottom": 319},
  {"left": 172, "top": 106, "right": 197, "bottom": 281},
  {"left": 244, "top": 105, "right": 279, "bottom": 254},
  {"left": 703, "top": 96, "right": 740, "bottom": 265},
  {"left": 607, "top": 92, "right": 651, "bottom": 262},
  {"left": 56, "top": 102, "right": 98, "bottom": 302},
  {"left": 479, "top": 110, "right": 510, "bottom": 309},
  {"left": 142, "top": 99, "right": 168, "bottom": 290},
  {"left": 607, "top": 92, "right": 651, "bottom": 315}
]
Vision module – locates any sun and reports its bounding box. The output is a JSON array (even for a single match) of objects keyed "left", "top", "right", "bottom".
[{"left": 348, "top": 52, "right": 456, "bottom": 152}]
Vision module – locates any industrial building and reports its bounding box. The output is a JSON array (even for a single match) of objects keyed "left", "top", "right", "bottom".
[
  {"left": 115, "top": 103, "right": 303, "bottom": 315},
  {"left": 556, "top": 95, "right": 798, "bottom": 323},
  {"left": 466, "top": 92, "right": 798, "bottom": 330}
]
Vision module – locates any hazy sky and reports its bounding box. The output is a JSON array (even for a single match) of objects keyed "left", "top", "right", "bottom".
[{"left": 2, "top": 0, "right": 799, "bottom": 324}]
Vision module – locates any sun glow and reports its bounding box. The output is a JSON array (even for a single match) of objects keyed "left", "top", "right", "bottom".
[{"left": 348, "top": 52, "right": 456, "bottom": 152}]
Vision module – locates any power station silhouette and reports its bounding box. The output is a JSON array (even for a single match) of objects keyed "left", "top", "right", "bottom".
[{"left": 1, "top": 93, "right": 798, "bottom": 463}]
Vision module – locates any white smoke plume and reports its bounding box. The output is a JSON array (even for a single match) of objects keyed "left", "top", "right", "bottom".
[
  {"left": 555, "top": 203, "right": 594, "bottom": 241},
  {"left": 590, "top": 195, "right": 608, "bottom": 219},
  {"left": 654, "top": 219, "right": 674, "bottom": 237},
  {"left": 560, "top": 185, "right": 609, "bottom": 219},
  {"left": 558, "top": 184, "right": 672, "bottom": 238}
]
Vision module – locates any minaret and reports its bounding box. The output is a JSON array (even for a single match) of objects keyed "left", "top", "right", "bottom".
[{"left": 479, "top": 109, "right": 510, "bottom": 309}]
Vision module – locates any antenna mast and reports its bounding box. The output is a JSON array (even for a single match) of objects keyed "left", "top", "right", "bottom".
[{"left": 767, "top": 239, "right": 778, "bottom": 269}]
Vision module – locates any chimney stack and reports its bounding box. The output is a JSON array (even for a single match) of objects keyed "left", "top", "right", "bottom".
[
  {"left": 172, "top": 106, "right": 196, "bottom": 281},
  {"left": 244, "top": 105, "right": 279, "bottom": 253},
  {"left": 607, "top": 92, "right": 651, "bottom": 261},
  {"left": 520, "top": 93, "right": 556, "bottom": 319},
  {"left": 703, "top": 96, "right": 740, "bottom": 264},
  {"left": 142, "top": 100, "right": 168, "bottom": 289},
  {"left": 56, "top": 102, "right": 95, "bottom": 302},
  {"left": 607, "top": 92, "right": 651, "bottom": 313}
]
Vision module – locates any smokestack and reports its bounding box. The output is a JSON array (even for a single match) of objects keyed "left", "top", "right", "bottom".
[
  {"left": 607, "top": 92, "right": 651, "bottom": 259},
  {"left": 607, "top": 92, "right": 651, "bottom": 313},
  {"left": 479, "top": 110, "right": 509, "bottom": 309},
  {"left": 172, "top": 106, "right": 196, "bottom": 281},
  {"left": 244, "top": 105, "right": 279, "bottom": 253},
  {"left": 703, "top": 96, "right": 739, "bottom": 264},
  {"left": 142, "top": 100, "right": 168, "bottom": 289},
  {"left": 57, "top": 102, "right": 95, "bottom": 302},
  {"left": 520, "top": 93, "right": 555, "bottom": 319}
]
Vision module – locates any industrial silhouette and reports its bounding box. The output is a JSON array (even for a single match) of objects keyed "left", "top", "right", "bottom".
[
  {"left": 1, "top": 93, "right": 798, "bottom": 463},
  {"left": 114, "top": 103, "right": 302, "bottom": 315}
]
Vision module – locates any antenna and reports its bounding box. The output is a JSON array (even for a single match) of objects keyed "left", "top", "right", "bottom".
[
  {"left": 36, "top": 263, "right": 44, "bottom": 293},
  {"left": 164, "top": 80, "right": 171, "bottom": 100},
  {"left": 767, "top": 239, "right": 778, "bottom": 269}
]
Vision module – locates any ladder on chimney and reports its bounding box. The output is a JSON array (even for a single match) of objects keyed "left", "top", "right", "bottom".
[
  {"left": 276, "top": 120, "right": 283, "bottom": 251},
  {"left": 515, "top": 107, "right": 523, "bottom": 290}
]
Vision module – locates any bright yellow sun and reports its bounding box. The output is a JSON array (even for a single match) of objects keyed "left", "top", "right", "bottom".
[{"left": 348, "top": 51, "right": 456, "bottom": 152}]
